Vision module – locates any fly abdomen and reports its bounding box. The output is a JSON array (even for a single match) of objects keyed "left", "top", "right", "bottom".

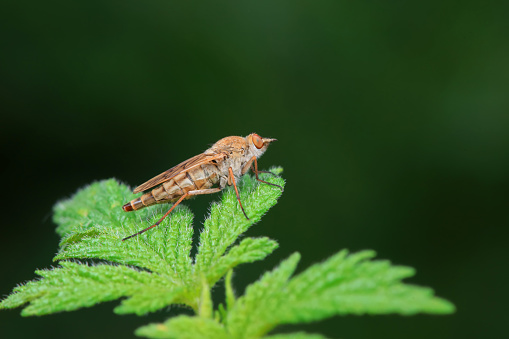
[
  {"left": 122, "top": 198, "right": 143, "bottom": 212},
  {"left": 122, "top": 191, "right": 157, "bottom": 212},
  {"left": 123, "top": 179, "right": 184, "bottom": 212},
  {"left": 122, "top": 167, "right": 220, "bottom": 212}
]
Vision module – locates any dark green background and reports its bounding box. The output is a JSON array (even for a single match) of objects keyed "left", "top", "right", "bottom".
[{"left": 1, "top": 1, "right": 508, "bottom": 338}]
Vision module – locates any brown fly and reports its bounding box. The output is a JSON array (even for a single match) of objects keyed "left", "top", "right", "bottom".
[{"left": 122, "top": 133, "right": 282, "bottom": 241}]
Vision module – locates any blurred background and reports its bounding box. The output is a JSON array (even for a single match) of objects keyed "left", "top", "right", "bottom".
[{"left": 1, "top": 1, "right": 508, "bottom": 338}]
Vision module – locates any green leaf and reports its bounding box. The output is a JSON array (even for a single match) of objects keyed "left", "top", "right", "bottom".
[
  {"left": 53, "top": 179, "right": 133, "bottom": 237},
  {"left": 226, "top": 250, "right": 455, "bottom": 337},
  {"left": 0, "top": 169, "right": 285, "bottom": 316},
  {"left": 135, "top": 317, "right": 329, "bottom": 339},
  {"left": 56, "top": 204, "right": 194, "bottom": 277},
  {"left": 280, "top": 250, "right": 455, "bottom": 320},
  {"left": 225, "top": 269, "right": 235, "bottom": 311},
  {"left": 227, "top": 253, "right": 301, "bottom": 337},
  {"left": 135, "top": 315, "right": 228, "bottom": 339},
  {"left": 1, "top": 166, "right": 456, "bottom": 339},
  {"left": 0, "top": 261, "right": 182, "bottom": 316},
  {"left": 207, "top": 237, "right": 279, "bottom": 284}
]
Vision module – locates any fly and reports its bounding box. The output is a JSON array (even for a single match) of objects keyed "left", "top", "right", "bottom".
[{"left": 122, "top": 133, "right": 282, "bottom": 241}]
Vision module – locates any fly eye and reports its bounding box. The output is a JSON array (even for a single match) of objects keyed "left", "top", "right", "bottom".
[{"left": 252, "top": 134, "right": 264, "bottom": 149}]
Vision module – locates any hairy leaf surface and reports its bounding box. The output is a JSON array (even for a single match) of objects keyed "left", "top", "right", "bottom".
[{"left": 0, "top": 170, "right": 284, "bottom": 315}]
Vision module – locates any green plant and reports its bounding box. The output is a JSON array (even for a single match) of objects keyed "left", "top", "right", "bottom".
[{"left": 0, "top": 167, "right": 454, "bottom": 338}]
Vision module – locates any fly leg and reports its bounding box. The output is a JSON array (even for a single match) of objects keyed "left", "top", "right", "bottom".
[
  {"left": 122, "top": 188, "right": 221, "bottom": 241},
  {"left": 241, "top": 156, "right": 280, "bottom": 179},
  {"left": 250, "top": 157, "right": 284, "bottom": 192},
  {"left": 243, "top": 157, "right": 278, "bottom": 177},
  {"left": 228, "top": 167, "right": 249, "bottom": 220},
  {"left": 251, "top": 166, "right": 278, "bottom": 176}
]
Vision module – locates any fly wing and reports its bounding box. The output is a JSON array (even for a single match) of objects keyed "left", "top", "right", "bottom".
[{"left": 133, "top": 152, "right": 225, "bottom": 193}]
